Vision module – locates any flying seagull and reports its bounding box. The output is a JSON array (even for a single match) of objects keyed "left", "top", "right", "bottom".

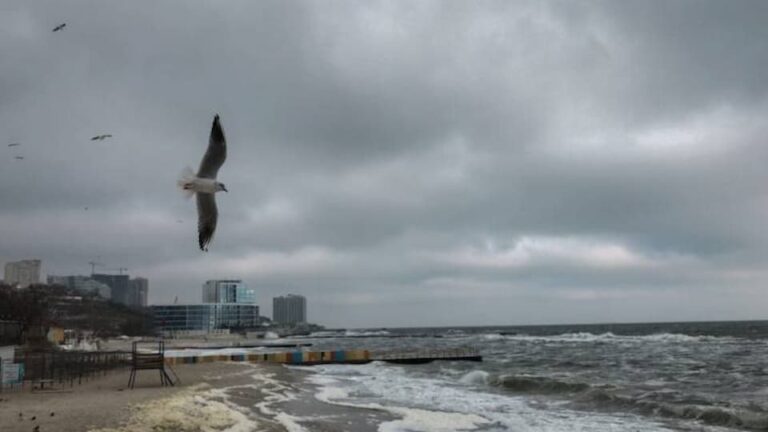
[
  {"left": 52, "top": 23, "right": 66, "bottom": 32},
  {"left": 90, "top": 134, "right": 112, "bottom": 141},
  {"left": 7, "top": 143, "right": 20, "bottom": 147},
  {"left": 14, "top": 156, "right": 24, "bottom": 160},
  {"left": 177, "top": 114, "right": 227, "bottom": 251}
]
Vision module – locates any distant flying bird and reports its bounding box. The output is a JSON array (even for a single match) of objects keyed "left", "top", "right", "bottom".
[
  {"left": 14, "top": 156, "right": 24, "bottom": 160},
  {"left": 177, "top": 114, "right": 228, "bottom": 251},
  {"left": 52, "top": 23, "right": 66, "bottom": 32},
  {"left": 7, "top": 143, "right": 20, "bottom": 147},
  {"left": 90, "top": 134, "right": 112, "bottom": 141}
]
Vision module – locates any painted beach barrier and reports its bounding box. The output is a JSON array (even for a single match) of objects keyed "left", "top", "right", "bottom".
[
  {"left": 162, "top": 347, "right": 481, "bottom": 366},
  {"left": 163, "top": 349, "right": 373, "bottom": 366}
]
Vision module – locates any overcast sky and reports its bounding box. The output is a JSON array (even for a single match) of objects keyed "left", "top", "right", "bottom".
[{"left": 1, "top": 1, "right": 767, "bottom": 328}]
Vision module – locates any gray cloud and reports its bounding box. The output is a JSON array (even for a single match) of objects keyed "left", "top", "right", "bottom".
[{"left": 1, "top": 0, "right": 768, "bottom": 327}]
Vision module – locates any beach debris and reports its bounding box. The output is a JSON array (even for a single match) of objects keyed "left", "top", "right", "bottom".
[
  {"left": 177, "top": 114, "right": 228, "bottom": 251},
  {"left": 30, "top": 416, "right": 36, "bottom": 421},
  {"left": 33, "top": 426, "right": 40, "bottom": 432},
  {"left": 52, "top": 23, "right": 66, "bottom": 32},
  {"left": 50, "top": 412, "right": 55, "bottom": 417},
  {"left": 90, "top": 134, "right": 112, "bottom": 141}
]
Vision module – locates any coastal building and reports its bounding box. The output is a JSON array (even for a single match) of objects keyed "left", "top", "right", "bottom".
[
  {"left": 92, "top": 274, "right": 148, "bottom": 307},
  {"left": 272, "top": 294, "right": 307, "bottom": 324},
  {"left": 3, "top": 259, "right": 41, "bottom": 288},
  {"left": 202, "top": 280, "right": 255, "bottom": 304},
  {"left": 130, "top": 277, "right": 149, "bottom": 307},
  {"left": 151, "top": 303, "right": 260, "bottom": 334},
  {"left": 47, "top": 275, "right": 112, "bottom": 299}
]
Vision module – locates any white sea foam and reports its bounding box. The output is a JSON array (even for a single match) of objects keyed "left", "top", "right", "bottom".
[
  {"left": 89, "top": 384, "right": 257, "bottom": 432},
  {"left": 458, "top": 370, "right": 490, "bottom": 385},
  {"left": 477, "top": 332, "right": 731, "bottom": 344},
  {"left": 306, "top": 362, "right": 681, "bottom": 432},
  {"left": 345, "top": 329, "right": 392, "bottom": 337}
]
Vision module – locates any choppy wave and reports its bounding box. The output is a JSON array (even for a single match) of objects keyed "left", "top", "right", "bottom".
[
  {"left": 477, "top": 331, "right": 732, "bottom": 344},
  {"left": 344, "top": 329, "right": 392, "bottom": 337},
  {"left": 457, "top": 369, "right": 768, "bottom": 430},
  {"left": 577, "top": 388, "right": 768, "bottom": 430},
  {"left": 306, "top": 363, "right": 677, "bottom": 431},
  {"left": 490, "top": 374, "right": 592, "bottom": 394}
]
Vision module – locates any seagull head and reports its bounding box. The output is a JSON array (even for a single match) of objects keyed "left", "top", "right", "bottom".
[{"left": 216, "top": 182, "right": 228, "bottom": 193}]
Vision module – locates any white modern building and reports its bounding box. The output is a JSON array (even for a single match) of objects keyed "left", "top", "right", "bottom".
[
  {"left": 152, "top": 303, "right": 260, "bottom": 334},
  {"left": 4, "top": 259, "right": 41, "bottom": 288},
  {"left": 273, "top": 294, "right": 307, "bottom": 324},
  {"left": 203, "top": 280, "right": 255, "bottom": 304}
]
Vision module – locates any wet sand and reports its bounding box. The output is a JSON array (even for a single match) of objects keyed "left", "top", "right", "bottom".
[{"left": 0, "top": 362, "right": 275, "bottom": 432}]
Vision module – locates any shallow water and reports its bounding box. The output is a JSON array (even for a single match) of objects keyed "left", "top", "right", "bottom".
[{"left": 218, "top": 321, "right": 768, "bottom": 431}]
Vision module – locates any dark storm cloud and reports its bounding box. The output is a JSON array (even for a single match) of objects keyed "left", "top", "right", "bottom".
[{"left": 1, "top": 1, "right": 768, "bottom": 326}]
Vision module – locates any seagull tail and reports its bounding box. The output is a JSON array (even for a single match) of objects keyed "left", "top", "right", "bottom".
[{"left": 177, "top": 166, "right": 196, "bottom": 199}]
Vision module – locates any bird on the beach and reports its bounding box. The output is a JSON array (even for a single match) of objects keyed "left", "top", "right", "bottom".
[
  {"left": 52, "top": 23, "right": 66, "bottom": 32},
  {"left": 90, "top": 134, "right": 112, "bottom": 141},
  {"left": 8, "top": 143, "right": 20, "bottom": 147},
  {"left": 177, "top": 114, "right": 228, "bottom": 251}
]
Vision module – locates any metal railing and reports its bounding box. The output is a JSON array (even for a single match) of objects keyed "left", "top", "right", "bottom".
[{"left": 19, "top": 350, "right": 131, "bottom": 388}]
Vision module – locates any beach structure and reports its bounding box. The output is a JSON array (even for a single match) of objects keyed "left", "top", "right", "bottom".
[
  {"left": 127, "top": 340, "right": 177, "bottom": 389},
  {"left": 163, "top": 347, "right": 481, "bottom": 366}
]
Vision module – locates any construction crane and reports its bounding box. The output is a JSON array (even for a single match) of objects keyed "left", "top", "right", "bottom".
[
  {"left": 103, "top": 267, "right": 129, "bottom": 275},
  {"left": 88, "top": 260, "right": 104, "bottom": 275}
]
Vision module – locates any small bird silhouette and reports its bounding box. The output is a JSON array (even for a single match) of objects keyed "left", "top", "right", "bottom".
[
  {"left": 8, "top": 143, "right": 20, "bottom": 147},
  {"left": 90, "top": 134, "right": 112, "bottom": 141},
  {"left": 14, "top": 156, "right": 24, "bottom": 160},
  {"left": 52, "top": 23, "right": 66, "bottom": 32}
]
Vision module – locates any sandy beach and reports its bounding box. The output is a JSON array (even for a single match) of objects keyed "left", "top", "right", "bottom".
[{"left": 0, "top": 362, "right": 277, "bottom": 432}]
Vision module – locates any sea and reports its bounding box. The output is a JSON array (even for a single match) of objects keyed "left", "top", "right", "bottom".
[{"left": 175, "top": 321, "right": 768, "bottom": 432}]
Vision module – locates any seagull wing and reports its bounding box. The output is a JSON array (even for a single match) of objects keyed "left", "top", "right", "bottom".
[
  {"left": 197, "top": 115, "right": 227, "bottom": 179},
  {"left": 197, "top": 193, "right": 218, "bottom": 251}
]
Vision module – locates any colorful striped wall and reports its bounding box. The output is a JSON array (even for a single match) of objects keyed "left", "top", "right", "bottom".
[{"left": 164, "top": 350, "right": 371, "bottom": 366}]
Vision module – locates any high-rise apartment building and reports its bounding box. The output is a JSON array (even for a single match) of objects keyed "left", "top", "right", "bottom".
[
  {"left": 202, "top": 280, "right": 255, "bottom": 304},
  {"left": 130, "top": 277, "right": 149, "bottom": 307},
  {"left": 92, "top": 274, "right": 148, "bottom": 307},
  {"left": 272, "top": 294, "right": 307, "bottom": 324},
  {"left": 3, "top": 259, "right": 41, "bottom": 288}
]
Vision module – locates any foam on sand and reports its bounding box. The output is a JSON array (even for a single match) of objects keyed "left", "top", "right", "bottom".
[{"left": 89, "top": 384, "right": 257, "bottom": 432}]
